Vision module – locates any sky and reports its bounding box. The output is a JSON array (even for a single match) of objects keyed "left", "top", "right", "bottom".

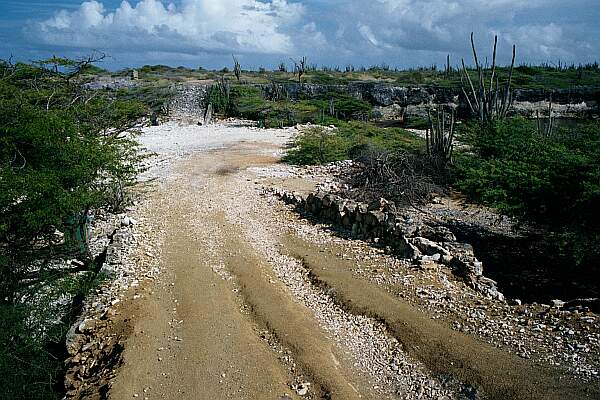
[{"left": 0, "top": 0, "right": 599, "bottom": 71}]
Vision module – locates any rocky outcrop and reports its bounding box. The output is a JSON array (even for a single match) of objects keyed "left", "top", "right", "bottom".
[
  {"left": 261, "top": 82, "right": 459, "bottom": 107},
  {"left": 262, "top": 82, "right": 600, "bottom": 109},
  {"left": 175, "top": 81, "right": 598, "bottom": 120},
  {"left": 513, "top": 87, "right": 600, "bottom": 104},
  {"left": 272, "top": 189, "right": 503, "bottom": 300}
]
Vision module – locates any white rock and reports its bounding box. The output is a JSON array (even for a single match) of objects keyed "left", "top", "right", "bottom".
[
  {"left": 551, "top": 299, "right": 565, "bottom": 308},
  {"left": 296, "top": 383, "right": 310, "bottom": 396}
]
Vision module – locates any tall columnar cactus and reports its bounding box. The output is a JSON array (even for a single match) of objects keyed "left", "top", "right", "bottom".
[
  {"left": 426, "top": 106, "right": 455, "bottom": 170},
  {"left": 291, "top": 56, "right": 307, "bottom": 84},
  {"left": 207, "top": 76, "right": 231, "bottom": 114},
  {"left": 266, "top": 80, "right": 288, "bottom": 101},
  {"left": 537, "top": 95, "right": 555, "bottom": 137},
  {"left": 232, "top": 55, "right": 241, "bottom": 82},
  {"left": 461, "top": 33, "right": 516, "bottom": 126}
]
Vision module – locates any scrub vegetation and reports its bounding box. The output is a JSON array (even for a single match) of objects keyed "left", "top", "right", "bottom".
[{"left": 0, "top": 56, "right": 148, "bottom": 398}]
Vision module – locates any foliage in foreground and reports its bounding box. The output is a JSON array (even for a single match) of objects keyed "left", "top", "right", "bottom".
[
  {"left": 0, "top": 58, "right": 147, "bottom": 398},
  {"left": 0, "top": 303, "right": 63, "bottom": 399},
  {"left": 0, "top": 270, "right": 107, "bottom": 400},
  {"left": 0, "top": 59, "right": 147, "bottom": 297}
]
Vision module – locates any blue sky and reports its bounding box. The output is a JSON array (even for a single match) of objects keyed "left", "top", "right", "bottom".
[{"left": 1, "top": 0, "right": 599, "bottom": 71}]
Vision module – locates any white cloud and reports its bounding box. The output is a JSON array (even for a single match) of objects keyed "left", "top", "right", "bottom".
[
  {"left": 27, "top": 0, "right": 306, "bottom": 55},
  {"left": 505, "top": 24, "right": 573, "bottom": 59},
  {"left": 358, "top": 25, "right": 380, "bottom": 47},
  {"left": 20, "top": 0, "right": 599, "bottom": 68},
  {"left": 321, "top": 0, "right": 595, "bottom": 66},
  {"left": 345, "top": 0, "right": 547, "bottom": 51}
]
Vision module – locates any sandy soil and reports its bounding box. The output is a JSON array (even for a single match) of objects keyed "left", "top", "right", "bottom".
[{"left": 101, "top": 121, "right": 599, "bottom": 400}]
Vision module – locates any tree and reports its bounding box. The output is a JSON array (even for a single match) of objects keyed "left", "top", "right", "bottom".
[{"left": 0, "top": 57, "right": 148, "bottom": 303}]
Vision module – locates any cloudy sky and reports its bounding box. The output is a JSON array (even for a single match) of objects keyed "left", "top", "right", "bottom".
[{"left": 0, "top": 0, "right": 598, "bottom": 70}]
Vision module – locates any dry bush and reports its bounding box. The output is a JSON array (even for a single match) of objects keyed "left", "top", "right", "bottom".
[{"left": 341, "top": 146, "right": 442, "bottom": 208}]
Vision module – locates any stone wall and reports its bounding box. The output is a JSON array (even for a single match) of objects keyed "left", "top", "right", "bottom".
[
  {"left": 168, "top": 83, "right": 208, "bottom": 120},
  {"left": 271, "top": 188, "right": 504, "bottom": 301}
]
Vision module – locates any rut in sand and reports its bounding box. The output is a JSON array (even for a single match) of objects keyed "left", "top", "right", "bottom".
[{"left": 97, "top": 122, "right": 599, "bottom": 400}]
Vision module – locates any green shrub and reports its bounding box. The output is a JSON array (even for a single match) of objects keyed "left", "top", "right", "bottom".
[
  {"left": 117, "top": 83, "right": 173, "bottom": 117},
  {"left": 456, "top": 119, "right": 598, "bottom": 220},
  {"left": 0, "top": 304, "right": 63, "bottom": 399},
  {"left": 0, "top": 58, "right": 148, "bottom": 398},
  {"left": 229, "top": 86, "right": 266, "bottom": 118},
  {"left": 284, "top": 127, "right": 350, "bottom": 164},
  {"left": 455, "top": 118, "right": 600, "bottom": 265},
  {"left": 0, "top": 64, "right": 147, "bottom": 267},
  {"left": 337, "top": 121, "right": 423, "bottom": 154},
  {"left": 207, "top": 84, "right": 374, "bottom": 127},
  {"left": 283, "top": 122, "right": 423, "bottom": 165},
  {"left": 403, "top": 116, "right": 429, "bottom": 129}
]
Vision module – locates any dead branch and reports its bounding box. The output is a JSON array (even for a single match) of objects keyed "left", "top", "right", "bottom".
[
  {"left": 342, "top": 147, "right": 441, "bottom": 207},
  {"left": 11, "top": 148, "right": 26, "bottom": 170}
]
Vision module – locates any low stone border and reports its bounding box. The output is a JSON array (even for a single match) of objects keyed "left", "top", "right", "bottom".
[{"left": 270, "top": 188, "right": 504, "bottom": 301}]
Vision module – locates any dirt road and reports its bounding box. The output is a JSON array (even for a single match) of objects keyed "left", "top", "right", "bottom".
[{"left": 104, "top": 122, "right": 599, "bottom": 400}]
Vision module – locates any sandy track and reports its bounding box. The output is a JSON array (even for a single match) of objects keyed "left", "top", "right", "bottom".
[
  {"left": 111, "top": 141, "right": 376, "bottom": 399},
  {"left": 282, "top": 235, "right": 597, "bottom": 400},
  {"left": 109, "top": 192, "right": 296, "bottom": 399},
  {"left": 104, "top": 122, "right": 599, "bottom": 400}
]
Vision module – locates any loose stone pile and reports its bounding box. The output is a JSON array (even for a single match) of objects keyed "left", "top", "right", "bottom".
[
  {"left": 63, "top": 199, "right": 166, "bottom": 398},
  {"left": 270, "top": 188, "right": 503, "bottom": 301}
]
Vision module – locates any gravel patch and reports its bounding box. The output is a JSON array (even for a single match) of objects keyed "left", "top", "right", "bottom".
[
  {"left": 219, "top": 170, "right": 473, "bottom": 399},
  {"left": 257, "top": 161, "right": 600, "bottom": 383},
  {"left": 138, "top": 119, "right": 295, "bottom": 181}
]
